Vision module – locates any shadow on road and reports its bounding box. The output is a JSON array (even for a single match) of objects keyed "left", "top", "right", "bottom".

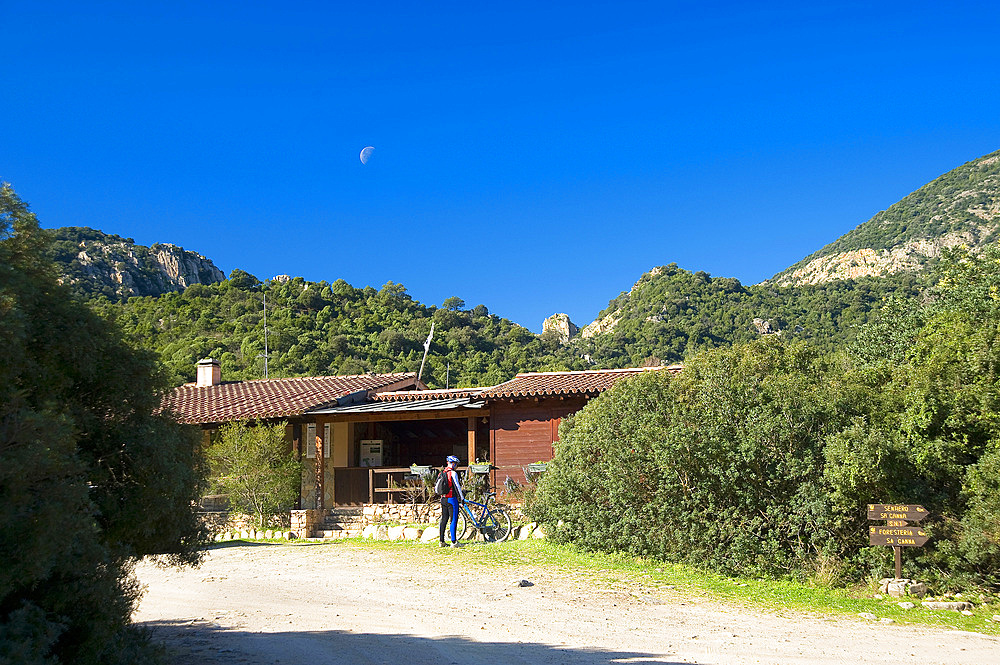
[{"left": 143, "top": 618, "right": 698, "bottom": 665}]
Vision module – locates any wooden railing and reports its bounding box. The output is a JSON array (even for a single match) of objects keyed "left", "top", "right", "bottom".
[
  {"left": 369, "top": 467, "right": 416, "bottom": 504},
  {"left": 367, "top": 466, "right": 471, "bottom": 503}
]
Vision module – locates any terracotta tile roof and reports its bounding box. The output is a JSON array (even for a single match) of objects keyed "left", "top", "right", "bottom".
[
  {"left": 162, "top": 373, "right": 417, "bottom": 424},
  {"left": 478, "top": 366, "right": 682, "bottom": 399},
  {"left": 370, "top": 387, "right": 485, "bottom": 402}
]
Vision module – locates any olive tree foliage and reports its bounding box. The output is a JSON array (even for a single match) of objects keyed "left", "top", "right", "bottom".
[
  {"left": 0, "top": 184, "right": 207, "bottom": 665},
  {"left": 208, "top": 420, "right": 301, "bottom": 528}
]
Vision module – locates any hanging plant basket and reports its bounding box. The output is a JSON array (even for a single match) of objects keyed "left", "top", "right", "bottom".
[{"left": 469, "top": 464, "right": 492, "bottom": 474}]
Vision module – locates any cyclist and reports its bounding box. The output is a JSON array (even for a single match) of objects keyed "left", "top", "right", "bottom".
[{"left": 439, "top": 455, "right": 465, "bottom": 547}]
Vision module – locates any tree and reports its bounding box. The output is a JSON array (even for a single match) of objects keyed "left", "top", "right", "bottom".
[
  {"left": 0, "top": 183, "right": 207, "bottom": 664},
  {"left": 442, "top": 296, "right": 465, "bottom": 311},
  {"left": 208, "top": 420, "right": 301, "bottom": 528}
]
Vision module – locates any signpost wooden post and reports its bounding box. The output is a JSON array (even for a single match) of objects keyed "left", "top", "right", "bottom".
[{"left": 867, "top": 504, "right": 930, "bottom": 579}]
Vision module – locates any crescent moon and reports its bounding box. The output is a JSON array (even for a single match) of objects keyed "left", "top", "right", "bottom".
[{"left": 360, "top": 146, "right": 375, "bottom": 165}]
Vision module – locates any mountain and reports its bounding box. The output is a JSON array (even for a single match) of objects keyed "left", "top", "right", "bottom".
[
  {"left": 49, "top": 149, "right": 998, "bottom": 384},
  {"left": 552, "top": 264, "right": 916, "bottom": 367},
  {"left": 546, "top": 148, "right": 1000, "bottom": 365},
  {"left": 769, "top": 148, "right": 1000, "bottom": 286},
  {"left": 47, "top": 227, "right": 225, "bottom": 300}
]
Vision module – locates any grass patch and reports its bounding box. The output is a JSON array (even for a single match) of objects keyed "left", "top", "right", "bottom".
[{"left": 331, "top": 537, "right": 1000, "bottom": 636}]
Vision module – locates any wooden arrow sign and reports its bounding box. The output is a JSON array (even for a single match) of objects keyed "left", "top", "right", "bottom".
[
  {"left": 866, "top": 504, "right": 928, "bottom": 522},
  {"left": 869, "top": 525, "right": 930, "bottom": 547}
]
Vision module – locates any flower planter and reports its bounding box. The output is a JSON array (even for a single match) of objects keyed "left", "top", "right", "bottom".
[
  {"left": 469, "top": 464, "right": 492, "bottom": 474},
  {"left": 526, "top": 463, "right": 548, "bottom": 473},
  {"left": 409, "top": 465, "right": 432, "bottom": 477}
]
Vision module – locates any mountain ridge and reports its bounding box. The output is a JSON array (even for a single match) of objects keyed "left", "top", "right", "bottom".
[
  {"left": 767, "top": 149, "right": 1000, "bottom": 286},
  {"left": 41, "top": 147, "right": 1000, "bottom": 385}
]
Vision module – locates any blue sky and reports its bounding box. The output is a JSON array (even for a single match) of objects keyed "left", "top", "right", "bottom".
[{"left": 4, "top": 1, "right": 1000, "bottom": 331}]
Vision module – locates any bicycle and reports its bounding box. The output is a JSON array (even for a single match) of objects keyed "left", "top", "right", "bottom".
[{"left": 456, "top": 491, "right": 512, "bottom": 543}]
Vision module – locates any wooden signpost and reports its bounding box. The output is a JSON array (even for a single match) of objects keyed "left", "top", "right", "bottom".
[{"left": 867, "top": 503, "right": 930, "bottom": 578}]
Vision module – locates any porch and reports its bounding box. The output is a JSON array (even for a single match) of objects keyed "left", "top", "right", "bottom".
[{"left": 301, "top": 390, "right": 489, "bottom": 507}]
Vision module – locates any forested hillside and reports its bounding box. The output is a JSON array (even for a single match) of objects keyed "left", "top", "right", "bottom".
[
  {"left": 95, "top": 272, "right": 585, "bottom": 388},
  {"left": 94, "top": 262, "right": 914, "bottom": 387},
  {"left": 569, "top": 264, "right": 921, "bottom": 367}
]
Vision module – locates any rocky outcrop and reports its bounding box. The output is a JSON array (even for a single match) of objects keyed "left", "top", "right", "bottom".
[
  {"left": 580, "top": 312, "right": 621, "bottom": 339},
  {"left": 542, "top": 313, "right": 579, "bottom": 344},
  {"left": 150, "top": 243, "right": 224, "bottom": 288},
  {"left": 771, "top": 227, "right": 992, "bottom": 286},
  {"left": 51, "top": 227, "right": 225, "bottom": 299},
  {"left": 752, "top": 318, "right": 778, "bottom": 335}
]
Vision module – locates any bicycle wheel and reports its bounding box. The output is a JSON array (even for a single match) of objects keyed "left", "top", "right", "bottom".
[
  {"left": 454, "top": 507, "right": 470, "bottom": 541},
  {"left": 482, "top": 505, "right": 512, "bottom": 543}
]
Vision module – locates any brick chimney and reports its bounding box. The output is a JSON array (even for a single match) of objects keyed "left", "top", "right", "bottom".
[{"left": 196, "top": 358, "right": 221, "bottom": 387}]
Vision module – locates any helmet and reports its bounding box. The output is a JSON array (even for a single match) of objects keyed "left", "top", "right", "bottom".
[{"left": 446, "top": 455, "right": 460, "bottom": 464}]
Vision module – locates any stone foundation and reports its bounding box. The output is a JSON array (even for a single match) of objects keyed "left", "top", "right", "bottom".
[
  {"left": 199, "top": 511, "right": 275, "bottom": 535},
  {"left": 290, "top": 509, "right": 321, "bottom": 538},
  {"left": 362, "top": 502, "right": 440, "bottom": 525},
  {"left": 205, "top": 502, "right": 539, "bottom": 542},
  {"left": 359, "top": 501, "right": 526, "bottom": 526}
]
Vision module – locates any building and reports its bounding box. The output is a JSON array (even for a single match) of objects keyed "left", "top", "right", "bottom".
[{"left": 162, "top": 359, "right": 681, "bottom": 508}]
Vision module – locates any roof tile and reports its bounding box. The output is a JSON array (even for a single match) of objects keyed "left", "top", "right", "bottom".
[
  {"left": 371, "top": 387, "right": 485, "bottom": 402},
  {"left": 478, "top": 366, "right": 681, "bottom": 399},
  {"left": 161, "top": 373, "right": 416, "bottom": 424}
]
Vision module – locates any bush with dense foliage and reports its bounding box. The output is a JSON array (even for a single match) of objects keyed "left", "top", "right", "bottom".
[
  {"left": 531, "top": 339, "right": 853, "bottom": 579},
  {"left": 0, "top": 184, "right": 207, "bottom": 665}
]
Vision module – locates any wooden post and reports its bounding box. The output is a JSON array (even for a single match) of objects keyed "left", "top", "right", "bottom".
[
  {"left": 467, "top": 416, "right": 476, "bottom": 464},
  {"left": 315, "top": 420, "right": 324, "bottom": 511},
  {"left": 368, "top": 468, "right": 375, "bottom": 504},
  {"left": 894, "top": 546, "right": 902, "bottom": 579},
  {"left": 292, "top": 424, "right": 302, "bottom": 510}
]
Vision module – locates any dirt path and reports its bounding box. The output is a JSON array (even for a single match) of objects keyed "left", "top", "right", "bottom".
[{"left": 135, "top": 542, "right": 998, "bottom": 665}]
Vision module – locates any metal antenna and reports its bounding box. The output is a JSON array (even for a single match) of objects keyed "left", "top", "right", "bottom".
[
  {"left": 417, "top": 321, "right": 434, "bottom": 384},
  {"left": 258, "top": 289, "right": 270, "bottom": 379}
]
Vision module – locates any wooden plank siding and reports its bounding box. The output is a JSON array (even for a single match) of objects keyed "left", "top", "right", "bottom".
[{"left": 489, "top": 397, "right": 588, "bottom": 486}]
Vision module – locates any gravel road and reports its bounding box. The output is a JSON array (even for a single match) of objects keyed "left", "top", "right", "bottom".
[{"left": 134, "top": 541, "right": 998, "bottom": 664}]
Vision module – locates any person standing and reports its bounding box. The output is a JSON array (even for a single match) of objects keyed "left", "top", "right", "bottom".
[{"left": 439, "top": 455, "right": 465, "bottom": 547}]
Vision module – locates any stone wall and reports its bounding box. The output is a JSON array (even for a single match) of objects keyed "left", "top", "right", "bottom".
[
  {"left": 199, "top": 511, "right": 289, "bottom": 536},
  {"left": 202, "top": 502, "right": 533, "bottom": 541},
  {"left": 290, "top": 509, "right": 321, "bottom": 538},
  {"left": 361, "top": 502, "right": 440, "bottom": 525}
]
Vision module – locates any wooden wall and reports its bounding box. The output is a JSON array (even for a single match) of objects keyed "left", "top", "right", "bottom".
[{"left": 489, "top": 396, "right": 589, "bottom": 486}]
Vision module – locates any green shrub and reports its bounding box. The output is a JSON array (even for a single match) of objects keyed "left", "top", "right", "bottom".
[{"left": 208, "top": 420, "right": 301, "bottom": 529}]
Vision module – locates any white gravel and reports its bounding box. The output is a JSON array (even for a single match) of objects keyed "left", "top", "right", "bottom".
[{"left": 134, "top": 542, "right": 1000, "bottom": 664}]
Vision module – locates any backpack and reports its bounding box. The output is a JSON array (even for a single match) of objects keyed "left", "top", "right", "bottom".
[{"left": 434, "top": 469, "right": 452, "bottom": 496}]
